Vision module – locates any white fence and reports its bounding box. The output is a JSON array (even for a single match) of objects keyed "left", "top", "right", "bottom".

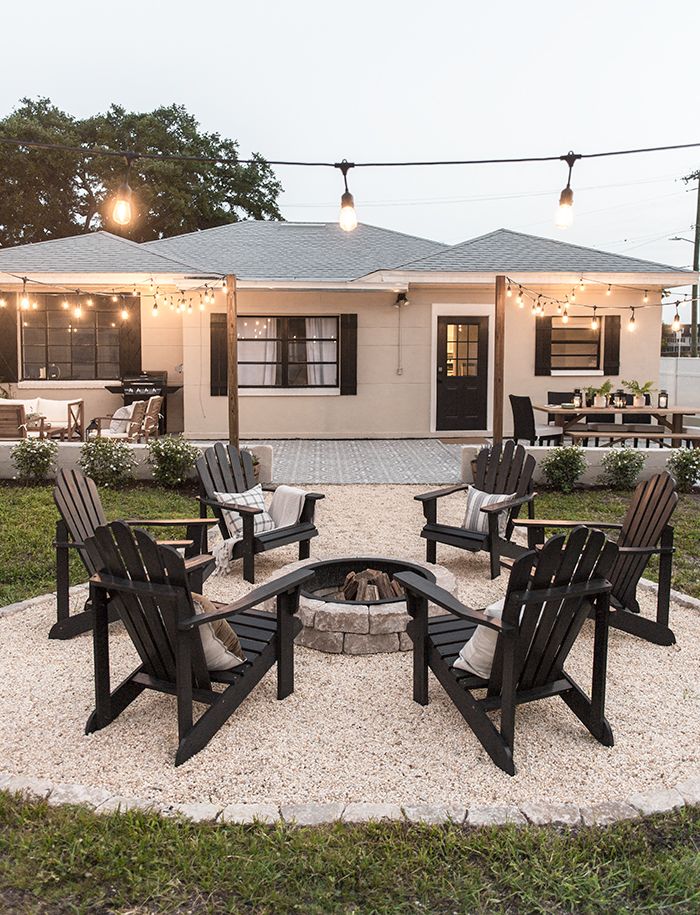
[{"left": 659, "top": 358, "right": 700, "bottom": 428}]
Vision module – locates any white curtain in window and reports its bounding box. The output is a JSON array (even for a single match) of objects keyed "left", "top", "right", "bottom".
[
  {"left": 305, "top": 317, "right": 337, "bottom": 385},
  {"left": 238, "top": 318, "right": 278, "bottom": 385}
]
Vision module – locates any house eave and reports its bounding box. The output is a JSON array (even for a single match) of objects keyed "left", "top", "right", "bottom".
[{"left": 364, "top": 270, "right": 697, "bottom": 288}]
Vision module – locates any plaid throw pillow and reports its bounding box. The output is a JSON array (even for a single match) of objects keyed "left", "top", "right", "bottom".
[
  {"left": 462, "top": 486, "right": 511, "bottom": 537},
  {"left": 213, "top": 484, "right": 276, "bottom": 539}
]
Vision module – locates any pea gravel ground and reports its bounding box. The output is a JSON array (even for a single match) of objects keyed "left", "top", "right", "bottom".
[{"left": 1, "top": 485, "right": 698, "bottom": 808}]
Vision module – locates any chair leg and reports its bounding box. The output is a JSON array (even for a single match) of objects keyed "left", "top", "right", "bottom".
[
  {"left": 426, "top": 539, "right": 436, "bottom": 564},
  {"left": 242, "top": 515, "right": 255, "bottom": 583},
  {"left": 276, "top": 589, "right": 298, "bottom": 700},
  {"left": 55, "top": 520, "right": 70, "bottom": 625},
  {"left": 298, "top": 539, "right": 310, "bottom": 560},
  {"left": 656, "top": 526, "right": 674, "bottom": 638},
  {"left": 406, "top": 594, "right": 429, "bottom": 705}
]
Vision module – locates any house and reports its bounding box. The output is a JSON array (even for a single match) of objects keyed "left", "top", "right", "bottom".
[{"left": 0, "top": 223, "right": 695, "bottom": 439}]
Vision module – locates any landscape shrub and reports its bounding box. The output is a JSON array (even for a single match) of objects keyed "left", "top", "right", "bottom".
[
  {"left": 147, "top": 435, "right": 201, "bottom": 487},
  {"left": 10, "top": 438, "right": 57, "bottom": 481},
  {"left": 79, "top": 437, "right": 136, "bottom": 487},
  {"left": 599, "top": 448, "right": 646, "bottom": 489},
  {"left": 540, "top": 445, "right": 587, "bottom": 493},
  {"left": 667, "top": 449, "right": 700, "bottom": 493}
]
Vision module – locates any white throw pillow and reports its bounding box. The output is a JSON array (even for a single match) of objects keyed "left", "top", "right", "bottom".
[
  {"left": 213, "top": 484, "right": 276, "bottom": 539},
  {"left": 462, "top": 486, "right": 511, "bottom": 537},
  {"left": 109, "top": 404, "right": 134, "bottom": 434},
  {"left": 192, "top": 595, "right": 245, "bottom": 671},
  {"left": 453, "top": 598, "right": 505, "bottom": 679}
]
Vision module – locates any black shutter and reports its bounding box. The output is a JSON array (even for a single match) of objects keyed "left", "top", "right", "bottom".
[
  {"left": 603, "top": 315, "right": 621, "bottom": 376},
  {"left": 0, "top": 302, "right": 18, "bottom": 383},
  {"left": 210, "top": 313, "right": 227, "bottom": 396},
  {"left": 340, "top": 313, "right": 357, "bottom": 395},
  {"left": 119, "top": 300, "right": 142, "bottom": 376},
  {"left": 534, "top": 317, "right": 552, "bottom": 376}
]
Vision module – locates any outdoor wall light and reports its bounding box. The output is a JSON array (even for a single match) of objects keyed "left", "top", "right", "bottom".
[
  {"left": 337, "top": 160, "right": 358, "bottom": 231},
  {"left": 395, "top": 292, "right": 409, "bottom": 307},
  {"left": 555, "top": 151, "right": 581, "bottom": 228}
]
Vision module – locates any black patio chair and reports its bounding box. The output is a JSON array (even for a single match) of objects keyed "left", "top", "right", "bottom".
[
  {"left": 396, "top": 526, "right": 618, "bottom": 775},
  {"left": 415, "top": 441, "right": 536, "bottom": 579},
  {"left": 514, "top": 471, "right": 678, "bottom": 645},
  {"left": 510, "top": 394, "right": 563, "bottom": 445},
  {"left": 196, "top": 442, "right": 324, "bottom": 583},
  {"left": 84, "top": 521, "right": 312, "bottom": 766},
  {"left": 52, "top": 468, "right": 216, "bottom": 640}
]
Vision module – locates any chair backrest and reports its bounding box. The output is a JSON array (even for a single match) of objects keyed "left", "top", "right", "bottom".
[
  {"left": 609, "top": 471, "right": 678, "bottom": 604},
  {"left": 509, "top": 395, "right": 536, "bottom": 442},
  {"left": 54, "top": 468, "right": 108, "bottom": 575},
  {"left": 141, "top": 396, "right": 163, "bottom": 437},
  {"left": 84, "top": 521, "right": 210, "bottom": 690},
  {"left": 547, "top": 391, "right": 573, "bottom": 424},
  {"left": 125, "top": 400, "right": 147, "bottom": 439},
  {"left": 488, "top": 527, "right": 618, "bottom": 696},
  {"left": 0, "top": 404, "right": 27, "bottom": 439},
  {"left": 196, "top": 442, "right": 258, "bottom": 538},
  {"left": 474, "top": 440, "right": 535, "bottom": 498}
]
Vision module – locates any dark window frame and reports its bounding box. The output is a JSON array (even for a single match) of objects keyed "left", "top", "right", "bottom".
[
  {"left": 550, "top": 317, "right": 603, "bottom": 372},
  {"left": 213, "top": 314, "right": 340, "bottom": 389},
  {"left": 20, "top": 294, "right": 126, "bottom": 381}
]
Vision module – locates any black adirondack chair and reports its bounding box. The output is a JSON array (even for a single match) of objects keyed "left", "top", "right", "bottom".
[
  {"left": 52, "top": 468, "right": 217, "bottom": 640},
  {"left": 196, "top": 442, "right": 324, "bottom": 583},
  {"left": 415, "top": 441, "right": 536, "bottom": 579},
  {"left": 513, "top": 471, "right": 678, "bottom": 645},
  {"left": 84, "top": 521, "right": 312, "bottom": 766},
  {"left": 396, "top": 526, "right": 618, "bottom": 775}
]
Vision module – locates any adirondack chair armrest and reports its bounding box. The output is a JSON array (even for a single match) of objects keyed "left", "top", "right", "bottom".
[
  {"left": 199, "top": 496, "right": 263, "bottom": 516},
  {"left": 479, "top": 492, "right": 536, "bottom": 514},
  {"left": 513, "top": 518, "right": 623, "bottom": 530},
  {"left": 183, "top": 554, "right": 215, "bottom": 573},
  {"left": 617, "top": 544, "right": 675, "bottom": 557},
  {"left": 178, "top": 567, "right": 316, "bottom": 629},
  {"left": 304, "top": 492, "right": 325, "bottom": 502},
  {"left": 262, "top": 483, "right": 278, "bottom": 492},
  {"left": 512, "top": 577, "right": 612, "bottom": 605},
  {"left": 414, "top": 484, "right": 470, "bottom": 503},
  {"left": 394, "top": 571, "right": 508, "bottom": 632},
  {"left": 53, "top": 537, "right": 86, "bottom": 549},
  {"left": 126, "top": 517, "right": 219, "bottom": 527},
  {"left": 156, "top": 539, "right": 194, "bottom": 549}
]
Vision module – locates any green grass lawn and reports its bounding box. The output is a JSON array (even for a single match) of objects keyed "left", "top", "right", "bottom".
[{"left": 0, "top": 794, "right": 698, "bottom": 914}]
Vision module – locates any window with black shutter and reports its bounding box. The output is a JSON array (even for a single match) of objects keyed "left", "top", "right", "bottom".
[{"left": 535, "top": 314, "right": 620, "bottom": 376}]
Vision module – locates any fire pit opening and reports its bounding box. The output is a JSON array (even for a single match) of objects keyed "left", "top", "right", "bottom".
[{"left": 300, "top": 557, "right": 435, "bottom": 606}]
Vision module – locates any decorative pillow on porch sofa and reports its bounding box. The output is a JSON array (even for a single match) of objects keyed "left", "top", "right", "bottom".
[
  {"left": 192, "top": 592, "right": 246, "bottom": 671},
  {"left": 109, "top": 404, "right": 135, "bottom": 434},
  {"left": 462, "top": 486, "right": 511, "bottom": 537},
  {"left": 213, "top": 484, "right": 276, "bottom": 539},
  {"left": 453, "top": 598, "right": 505, "bottom": 679}
]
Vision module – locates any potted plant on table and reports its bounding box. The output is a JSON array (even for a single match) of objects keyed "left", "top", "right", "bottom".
[
  {"left": 587, "top": 380, "right": 613, "bottom": 408},
  {"left": 622, "top": 379, "right": 655, "bottom": 408}
]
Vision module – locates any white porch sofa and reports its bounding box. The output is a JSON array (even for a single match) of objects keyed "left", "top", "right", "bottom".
[{"left": 2, "top": 397, "right": 84, "bottom": 439}]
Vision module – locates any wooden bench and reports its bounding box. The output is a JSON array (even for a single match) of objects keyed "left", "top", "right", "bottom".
[{"left": 568, "top": 430, "right": 700, "bottom": 447}]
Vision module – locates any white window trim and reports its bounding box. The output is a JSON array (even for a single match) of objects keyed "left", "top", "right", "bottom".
[
  {"left": 239, "top": 387, "right": 339, "bottom": 397},
  {"left": 17, "top": 379, "right": 116, "bottom": 389},
  {"left": 551, "top": 370, "right": 604, "bottom": 377}
]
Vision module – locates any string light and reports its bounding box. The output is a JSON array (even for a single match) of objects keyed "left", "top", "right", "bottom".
[
  {"left": 61, "top": 298, "right": 70, "bottom": 310},
  {"left": 628, "top": 308, "right": 637, "bottom": 331},
  {"left": 671, "top": 307, "right": 681, "bottom": 333},
  {"left": 120, "top": 304, "right": 129, "bottom": 321},
  {"left": 20, "top": 279, "right": 30, "bottom": 310},
  {"left": 591, "top": 306, "right": 599, "bottom": 331},
  {"left": 86, "top": 296, "right": 93, "bottom": 307},
  {"left": 579, "top": 278, "right": 585, "bottom": 292},
  {"left": 111, "top": 290, "right": 118, "bottom": 302},
  {"left": 111, "top": 154, "right": 135, "bottom": 226},
  {"left": 556, "top": 301, "right": 562, "bottom": 315},
  {"left": 199, "top": 295, "right": 205, "bottom": 311},
  {"left": 555, "top": 151, "right": 580, "bottom": 228},
  {"left": 516, "top": 286, "right": 524, "bottom": 307},
  {"left": 0, "top": 297, "right": 6, "bottom": 308},
  {"left": 74, "top": 304, "right": 82, "bottom": 318},
  {"left": 570, "top": 289, "right": 576, "bottom": 303},
  {"left": 187, "top": 301, "right": 193, "bottom": 315},
  {"left": 337, "top": 160, "right": 358, "bottom": 231},
  {"left": 606, "top": 284, "right": 612, "bottom": 296},
  {"left": 152, "top": 301, "right": 159, "bottom": 318},
  {"left": 561, "top": 307, "right": 569, "bottom": 324},
  {"left": 506, "top": 282, "right": 512, "bottom": 298},
  {"left": 643, "top": 289, "right": 649, "bottom": 303}
]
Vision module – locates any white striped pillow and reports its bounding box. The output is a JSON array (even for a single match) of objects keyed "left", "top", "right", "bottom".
[
  {"left": 462, "top": 486, "right": 510, "bottom": 537},
  {"left": 214, "top": 485, "right": 276, "bottom": 539}
]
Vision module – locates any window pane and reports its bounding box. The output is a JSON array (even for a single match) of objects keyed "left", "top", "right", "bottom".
[
  {"left": 238, "top": 340, "right": 280, "bottom": 361},
  {"left": 97, "top": 363, "right": 120, "bottom": 379},
  {"left": 239, "top": 363, "right": 282, "bottom": 386},
  {"left": 551, "top": 317, "right": 601, "bottom": 370},
  {"left": 238, "top": 317, "right": 278, "bottom": 338},
  {"left": 288, "top": 340, "right": 338, "bottom": 363}
]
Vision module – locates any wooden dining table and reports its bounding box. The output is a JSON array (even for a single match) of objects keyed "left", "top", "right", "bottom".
[{"left": 532, "top": 404, "right": 700, "bottom": 435}]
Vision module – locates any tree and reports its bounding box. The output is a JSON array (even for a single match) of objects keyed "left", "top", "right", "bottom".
[{"left": 0, "top": 98, "right": 283, "bottom": 246}]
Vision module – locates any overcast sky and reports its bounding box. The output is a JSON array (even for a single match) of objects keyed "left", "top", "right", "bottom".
[{"left": 2, "top": 0, "right": 698, "bottom": 315}]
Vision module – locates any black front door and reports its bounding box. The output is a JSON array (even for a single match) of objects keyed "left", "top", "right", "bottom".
[{"left": 436, "top": 317, "right": 488, "bottom": 430}]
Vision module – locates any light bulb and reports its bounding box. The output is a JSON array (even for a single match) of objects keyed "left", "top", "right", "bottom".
[
  {"left": 0, "top": 297, "right": 6, "bottom": 308},
  {"left": 31, "top": 301, "right": 38, "bottom": 310},
  {"left": 20, "top": 295, "right": 29, "bottom": 310},
  {"left": 112, "top": 192, "right": 132, "bottom": 226},
  {"left": 671, "top": 311, "right": 681, "bottom": 333},
  {"left": 643, "top": 290, "right": 649, "bottom": 303},
  {"left": 506, "top": 283, "right": 512, "bottom": 298},
  {"left": 339, "top": 190, "right": 358, "bottom": 231},
  {"left": 570, "top": 290, "right": 576, "bottom": 303},
  {"left": 606, "top": 284, "right": 612, "bottom": 296},
  {"left": 579, "top": 279, "right": 585, "bottom": 292},
  {"left": 628, "top": 309, "right": 636, "bottom": 331},
  {"left": 74, "top": 304, "right": 82, "bottom": 318},
  {"left": 561, "top": 308, "right": 569, "bottom": 324},
  {"left": 61, "top": 299, "right": 70, "bottom": 310},
  {"left": 516, "top": 288, "right": 524, "bottom": 308},
  {"left": 152, "top": 303, "right": 159, "bottom": 318},
  {"left": 86, "top": 297, "right": 93, "bottom": 307},
  {"left": 591, "top": 308, "right": 599, "bottom": 331},
  {"left": 555, "top": 186, "right": 574, "bottom": 228},
  {"left": 121, "top": 307, "right": 129, "bottom": 320},
  {"left": 556, "top": 302, "right": 562, "bottom": 314}
]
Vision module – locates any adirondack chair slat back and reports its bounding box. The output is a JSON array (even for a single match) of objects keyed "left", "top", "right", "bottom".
[
  {"left": 474, "top": 441, "right": 535, "bottom": 497},
  {"left": 142, "top": 396, "right": 163, "bottom": 437},
  {"left": 489, "top": 527, "right": 617, "bottom": 696},
  {"left": 126, "top": 400, "right": 148, "bottom": 439},
  {"left": 85, "top": 521, "right": 211, "bottom": 689},
  {"left": 54, "top": 468, "right": 108, "bottom": 575},
  {"left": 0, "top": 404, "right": 27, "bottom": 439},
  {"left": 196, "top": 444, "right": 258, "bottom": 538},
  {"left": 609, "top": 471, "right": 677, "bottom": 606}
]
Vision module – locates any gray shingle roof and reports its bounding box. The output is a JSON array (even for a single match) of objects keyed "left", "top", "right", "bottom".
[
  {"left": 143, "top": 220, "right": 445, "bottom": 281},
  {"left": 392, "top": 228, "right": 692, "bottom": 275},
  {"left": 0, "top": 230, "right": 203, "bottom": 275}
]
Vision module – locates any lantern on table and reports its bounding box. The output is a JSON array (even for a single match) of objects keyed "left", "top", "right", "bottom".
[
  {"left": 658, "top": 390, "right": 669, "bottom": 409},
  {"left": 573, "top": 390, "right": 583, "bottom": 409},
  {"left": 613, "top": 389, "right": 627, "bottom": 408}
]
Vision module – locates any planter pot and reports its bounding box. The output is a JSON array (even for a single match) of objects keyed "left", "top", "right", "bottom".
[
  {"left": 593, "top": 395, "right": 607, "bottom": 408},
  {"left": 633, "top": 395, "right": 646, "bottom": 408}
]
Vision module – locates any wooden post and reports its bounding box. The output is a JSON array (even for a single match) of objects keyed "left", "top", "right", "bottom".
[
  {"left": 226, "top": 274, "right": 239, "bottom": 448},
  {"left": 493, "top": 274, "right": 507, "bottom": 443}
]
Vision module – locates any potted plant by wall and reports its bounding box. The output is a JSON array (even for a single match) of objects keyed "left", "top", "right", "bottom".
[
  {"left": 592, "top": 379, "right": 613, "bottom": 408},
  {"left": 622, "top": 379, "right": 655, "bottom": 408}
]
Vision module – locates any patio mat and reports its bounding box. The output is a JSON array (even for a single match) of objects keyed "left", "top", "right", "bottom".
[{"left": 242, "top": 439, "right": 462, "bottom": 484}]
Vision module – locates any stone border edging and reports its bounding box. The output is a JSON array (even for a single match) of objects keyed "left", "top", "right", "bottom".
[
  {"left": 0, "top": 771, "right": 698, "bottom": 827},
  {"left": 1, "top": 586, "right": 698, "bottom": 828}
]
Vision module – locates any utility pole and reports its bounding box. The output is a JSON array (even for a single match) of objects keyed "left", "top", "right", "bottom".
[{"left": 682, "top": 170, "right": 700, "bottom": 357}]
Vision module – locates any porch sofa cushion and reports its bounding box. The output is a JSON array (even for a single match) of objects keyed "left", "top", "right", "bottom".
[
  {"left": 453, "top": 598, "right": 505, "bottom": 678},
  {"left": 35, "top": 398, "right": 81, "bottom": 425},
  {"left": 462, "top": 486, "right": 510, "bottom": 537},
  {"left": 109, "top": 404, "right": 135, "bottom": 434},
  {"left": 213, "top": 484, "right": 276, "bottom": 539}
]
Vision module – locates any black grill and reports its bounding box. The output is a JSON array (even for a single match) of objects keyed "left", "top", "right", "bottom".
[{"left": 105, "top": 372, "right": 180, "bottom": 433}]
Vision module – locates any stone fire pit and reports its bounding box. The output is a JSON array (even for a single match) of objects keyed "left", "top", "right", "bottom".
[{"left": 266, "top": 556, "right": 458, "bottom": 654}]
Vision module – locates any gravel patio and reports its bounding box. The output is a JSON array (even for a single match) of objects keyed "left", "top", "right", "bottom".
[{"left": 1, "top": 484, "right": 698, "bottom": 811}]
